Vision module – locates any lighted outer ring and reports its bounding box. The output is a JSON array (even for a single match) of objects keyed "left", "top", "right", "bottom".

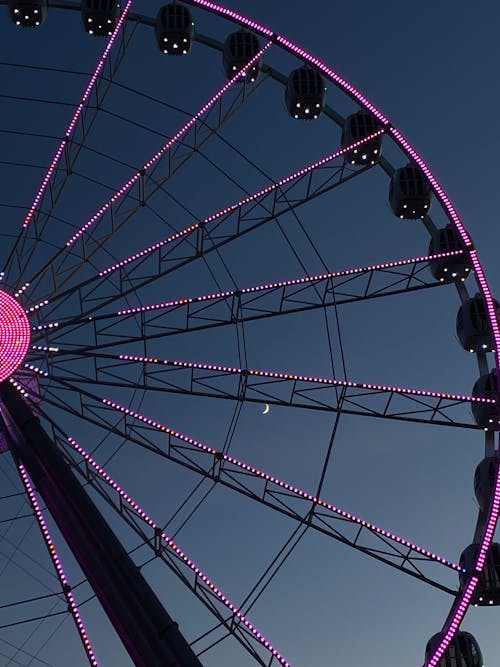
[
  {"left": 0, "top": 290, "right": 31, "bottom": 382},
  {"left": 180, "top": 1, "right": 499, "bottom": 663}
]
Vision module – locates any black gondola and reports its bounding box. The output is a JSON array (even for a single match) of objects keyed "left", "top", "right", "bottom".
[
  {"left": 428, "top": 225, "right": 472, "bottom": 282},
  {"left": 8, "top": 0, "right": 47, "bottom": 27},
  {"left": 456, "top": 294, "right": 499, "bottom": 353},
  {"left": 222, "top": 30, "right": 261, "bottom": 82},
  {"left": 425, "top": 631, "right": 483, "bottom": 667},
  {"left": 460, "top": 543, "right": 500, "bottom": 606},
  {"left": 82, "top": 0, "right": 120, "bottom": 36},
  {"left": 285, "top": 66, "right": 325, "bottom": 120},
  {"left": 389, "top": 163, "right": 431, "bottom": 219},
  {"left": 341, "top": 111, "right": 382, "bottom": 164},
  {"left": 155, "top": 3, "right": 194, "bottom": 55},
  {"left": 474, "top": 457, "right": 497, "bottom": 512},
  {"left": 471, "top": 369, "right": 500, "bottom": 430}
]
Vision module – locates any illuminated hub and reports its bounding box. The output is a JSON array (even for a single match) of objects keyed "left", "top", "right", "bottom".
[{"left": 0, "top": 290, "right": 31, "bottom": 382}]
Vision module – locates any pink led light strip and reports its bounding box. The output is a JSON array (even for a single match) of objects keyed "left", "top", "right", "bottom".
[
  {"left": 100, "top": 397, "right": 460, "bottom": 571},
  {"left": 66, "top": 42, "right": 272, "bottom": 248},
  {"left": 115, "top": 353, "right": 493, "bottom": 405},
  {"left": 115, "top": 249, "right": 464, "bottom": 316},
  {"left": 18, "top": 463, "right": 99, "bottom": 666},
  {"left": 99, "top": 128, "right": 385, "bottom": 276},
  {"left": 66, "top": 436, "right": 291, "bottom": 667},
  {"left": 23, "top": 0, "right": 134, "bottom": 230}
]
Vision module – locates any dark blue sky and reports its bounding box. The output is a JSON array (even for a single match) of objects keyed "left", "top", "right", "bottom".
[{"left": 0, "top": 2, "right": 499, "bottom": 666}]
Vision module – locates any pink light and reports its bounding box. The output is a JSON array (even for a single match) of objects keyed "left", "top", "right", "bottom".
[
  {"left": 18, "top": 463, "right": 99, "bottom": 665},
  {"left": 115, "top": 353, "right": 493, "bottom": 405},
  {"left": 0, "top": 290, "right": 31, "bottom": 382},
  {"left": 115, "top": 250, "right": 463, "bottom": 315},
  {"left": 22, "top": 0, "right": 134, "bottom": 230},
  {"left": 100, "top": 128, "right": 385, "bottom": 276},
  {"left": 100, "top": 398, "right": 459, "bottom": 570},
  {"left": 66, "top": 436, "right": 291, "bottom": 666},
  {"left": 67, "top": 42, "right": 272, "bottom": 248}
]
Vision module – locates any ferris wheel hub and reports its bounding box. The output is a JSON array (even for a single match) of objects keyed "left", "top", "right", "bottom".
[{"left": 0, "top": 290, "right": 31, "bottom": 382}]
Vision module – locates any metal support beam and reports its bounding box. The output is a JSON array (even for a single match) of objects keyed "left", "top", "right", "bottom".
[{"left": 0, "top": 380, "right": 203, "bottom": 667}]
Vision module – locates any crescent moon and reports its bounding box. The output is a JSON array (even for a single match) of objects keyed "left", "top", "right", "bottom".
[{"left": 262, "top": 403, "right": 270, "bottom": 415}]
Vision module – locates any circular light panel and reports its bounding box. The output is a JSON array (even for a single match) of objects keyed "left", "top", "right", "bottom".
[{"left": 0, "top": 290, "right": 31, "bottom": 382}]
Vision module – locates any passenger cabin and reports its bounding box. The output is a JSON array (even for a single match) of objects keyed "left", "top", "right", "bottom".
[
  {"left": 460, "top": 543, "right": 500, "bottom": 605},
  {"left": 471, "top": 369, "right": 500, "bottom": 430},
  {"left": 341, "top": 111, "right": 382, "bottom": 164},
  {"left": 8, "top": 0, "right": 47, "bottom": 27},
  {"left": 285, "top": 66, "right": 325, "bottom": 120},
  {"left": 389, "top": 164, "right": 431, "bottom": 219},
  {"left": 82, "top": 0, "right": 120, "bottom": 36},
  {"left": 222, "top": 31, "right": 261, "bottom": 82},
  {"left": 425, "top": 631, "right": 483, "bottom": 667},
  {"left": 155, "top": 4, "right": 194, "bottom": 55},
  {"left": 456, "top": 294, "right": 498, "bottom": 353},
  {"left": 474, "top": 457, "right": 497, "bottom": 512},
  {"left": 428, "top": 225, "right": 472, "bottom": 282}
]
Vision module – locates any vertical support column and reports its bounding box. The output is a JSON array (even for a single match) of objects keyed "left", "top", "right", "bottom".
[{"left": 0, "top": 381, "right": 203, "bottom": 667}]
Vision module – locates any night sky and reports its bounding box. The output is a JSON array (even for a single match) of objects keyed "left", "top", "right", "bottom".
[{"left": 0, "top": 2, "right": 499, "bottom": 666}]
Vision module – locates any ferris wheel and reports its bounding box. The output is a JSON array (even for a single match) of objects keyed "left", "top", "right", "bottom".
[{"left": 0, "top": 2, "right": 499, "bottom": 666}]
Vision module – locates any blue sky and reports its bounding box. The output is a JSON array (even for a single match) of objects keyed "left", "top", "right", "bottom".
[{"left": 0, "top": 2, "right": 499, "bottom": 666}]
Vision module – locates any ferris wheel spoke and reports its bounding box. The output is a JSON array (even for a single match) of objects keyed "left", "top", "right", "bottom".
[
  {"left": 85, "top": 397, "right": 462, "bottom": 592},
  {"left": 16, "top": 367, "right": 462, "bottom": 596},
  {"left": 25, "top": 130, "right": 385, "bottom": 325},
  {"left": 2, "top": 3, "right": 136, "bottom": 291},
  {"left": 28, "top": 248, "right": 464, "bottom": 344},
  {"left": 20, "top": 45, "right": 273, "bottom": 306},
  {"left": 16, "top": 465, "right": 99, "bottom": 665},
  {"left": 83, "top": 137, "right": 383, "bottom": 310},
  {"left": 49, "top": 433, "right": 292, "bottom": 666},
  {"left": 30, "top": 349, "right": 485, "bottom": 430},
  {"left": 30, "top": 402, "right": 293, "bottom": 665},
  {"left": 23, "top": 79, "right": 270, "bottom": 306}
]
